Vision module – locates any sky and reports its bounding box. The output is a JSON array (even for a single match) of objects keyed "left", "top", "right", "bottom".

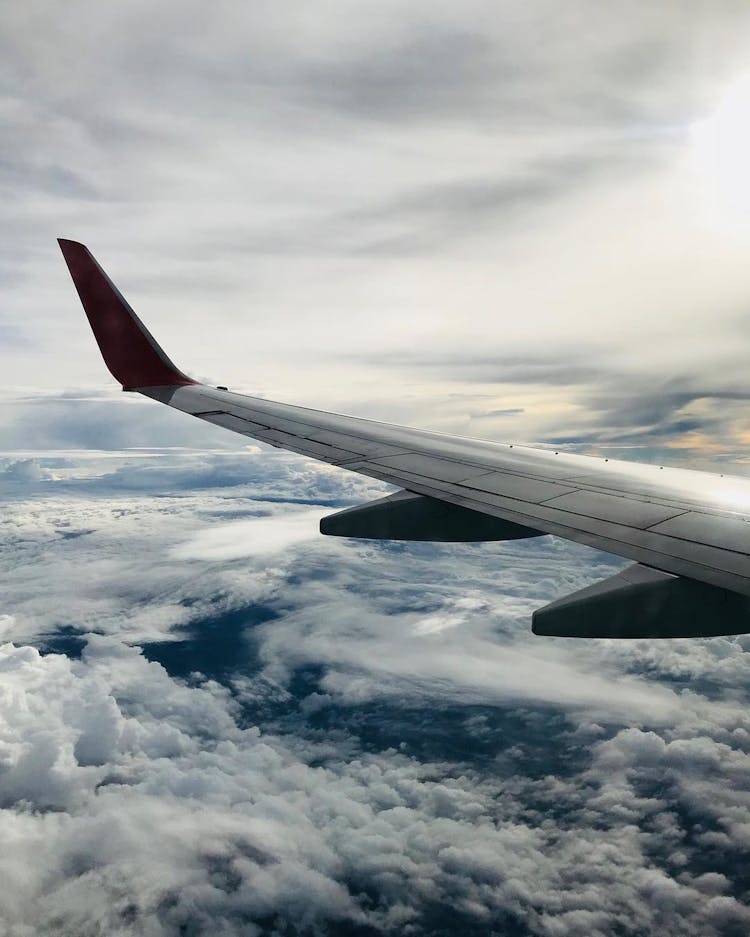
[
  {"left": 6, "top": 1, "right": 750, "bottom": 935},
  {"left": 6, "top": 0, "right": 750, "bottom": 460}
]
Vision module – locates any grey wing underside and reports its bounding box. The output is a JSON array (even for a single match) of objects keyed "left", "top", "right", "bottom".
[{"left": 59, "top": 238, "right": 750, "bottom": 638}]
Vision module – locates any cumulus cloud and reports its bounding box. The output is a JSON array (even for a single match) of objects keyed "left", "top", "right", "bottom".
[
  {"left": 0, "top": 457, "right": 53, "bottom": 483},
  {"left": 0, "top": 450, "right": 749, "bottom": 934},
  {"left": 0, "top": 616, "right": 746, "bottom": 936},
  {"left": 170, "top": 508, "right": 329, "bottom": 561}
]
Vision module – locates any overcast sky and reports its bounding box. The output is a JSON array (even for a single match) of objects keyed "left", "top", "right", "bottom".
[{"left": 6, "top": 1, "right": 750, "bottom": 463}]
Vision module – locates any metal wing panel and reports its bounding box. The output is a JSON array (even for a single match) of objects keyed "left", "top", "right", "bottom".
[
  {"left": 540, "top": 490, "right": 684, "bottom": 529},
  {"left": 138, "top": 384, "right": 750, "bottom": 596},
  {"left": 460, "top": 472, "right": 576, "bottom": 503},
  {"left": 649, "top": 513, "right": 750, "bottom": 555},
  {"left": 368, "top": 453, "right": 492, "bottom": 484},
  {"left": 303, "top": 430, "right": 408, "bottom": 459},
  {"left": 253, "top": 430, "right": 357, "bottom": 463},
  {"left": 197, "top": 412, "right": 271, "bottom": 434}
]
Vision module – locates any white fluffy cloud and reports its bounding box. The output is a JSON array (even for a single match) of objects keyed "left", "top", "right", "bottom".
[
  {"left": 0, "top": 633, "right": 747, "bottom": 936},
  {"left": 170, "top": 508, "right": 329, "bottom": 561},
  {"left": 0, "top": 450, "right": 749, "bottom": 934}
]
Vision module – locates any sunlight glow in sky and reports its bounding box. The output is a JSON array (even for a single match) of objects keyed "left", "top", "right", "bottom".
[{"left": 691, "top": 73, "right": 750, "bottom": 228}]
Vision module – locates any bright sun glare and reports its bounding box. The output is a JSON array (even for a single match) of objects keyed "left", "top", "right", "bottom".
[{"left": 690, "top": 75, "right": 750, "bottom": 226}]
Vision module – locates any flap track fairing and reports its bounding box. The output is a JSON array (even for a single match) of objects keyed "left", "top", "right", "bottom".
[{"left": 532, "top": 563, "right": 750, "bottom": 638}]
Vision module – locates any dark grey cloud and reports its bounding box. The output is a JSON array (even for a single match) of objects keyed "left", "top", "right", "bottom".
[
  {"left": 541, "top": 418, "right": 715, "bottom": 448},
  {"left": 341, "top": 151, "right": 659, "bottom": 256},
  {"left": 0, "top": 159, "right": 99, "bottom": 200},
  {"left": 561, "top": 379, "right": 750, "bottom": 463},
  {"left": 300, "top": 29, "right": 503, "bottom": 123},
  {"left": 261, "top": 7, "right": 750, "bottom": 132},
  {"left": 356, "top": 350, "right": 604, "bottom": 386},
  {"left": 203, "top": 147, "right": 669, "bottom": 261},
  {"left": 472, "top": 407, "right": 525, "bottom": 419},
  {"left": 583, "top": 379, "right": 750, "bottom": 429}
]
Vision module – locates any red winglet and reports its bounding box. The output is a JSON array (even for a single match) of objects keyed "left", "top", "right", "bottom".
[{"left": 58, "top": 239, "right": 196, "bottom": 389}]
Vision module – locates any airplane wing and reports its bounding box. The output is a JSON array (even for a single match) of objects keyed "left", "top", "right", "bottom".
[{"left": 58, "top": 238, "right": 750, "bottom": 638}]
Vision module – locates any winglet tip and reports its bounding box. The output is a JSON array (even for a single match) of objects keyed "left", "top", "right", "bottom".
[
  {"left": 58, "top": 239, "right": 197, "bottom": 389},
  {"left": 57, "top": 237, "right": 86, "bottom": 251}
]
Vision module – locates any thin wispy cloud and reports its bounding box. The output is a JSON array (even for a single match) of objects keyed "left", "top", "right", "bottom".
[{"left": 4, "top": 1, "right": 750, "bottom": 457}]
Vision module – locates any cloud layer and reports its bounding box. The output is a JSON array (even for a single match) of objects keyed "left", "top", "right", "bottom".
[{"left": 1, "top": 450, "right": 750, "bottom": 934}]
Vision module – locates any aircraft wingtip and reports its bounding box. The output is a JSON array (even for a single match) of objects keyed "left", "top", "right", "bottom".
[
  {"left": 58, "top": 240, "right": 196, "bottom": 389},
  {"left": 57, "top": 237, "right": 87, "bottom": 252}
]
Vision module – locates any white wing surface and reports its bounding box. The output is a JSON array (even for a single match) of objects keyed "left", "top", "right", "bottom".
[{"left": 59, "top": 239, "right": 750, "bottom": 638}]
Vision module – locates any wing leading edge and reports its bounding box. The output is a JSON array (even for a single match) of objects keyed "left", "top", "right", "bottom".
[{"left": 58, "top": 239, "right": 750, "bottom": 637}]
